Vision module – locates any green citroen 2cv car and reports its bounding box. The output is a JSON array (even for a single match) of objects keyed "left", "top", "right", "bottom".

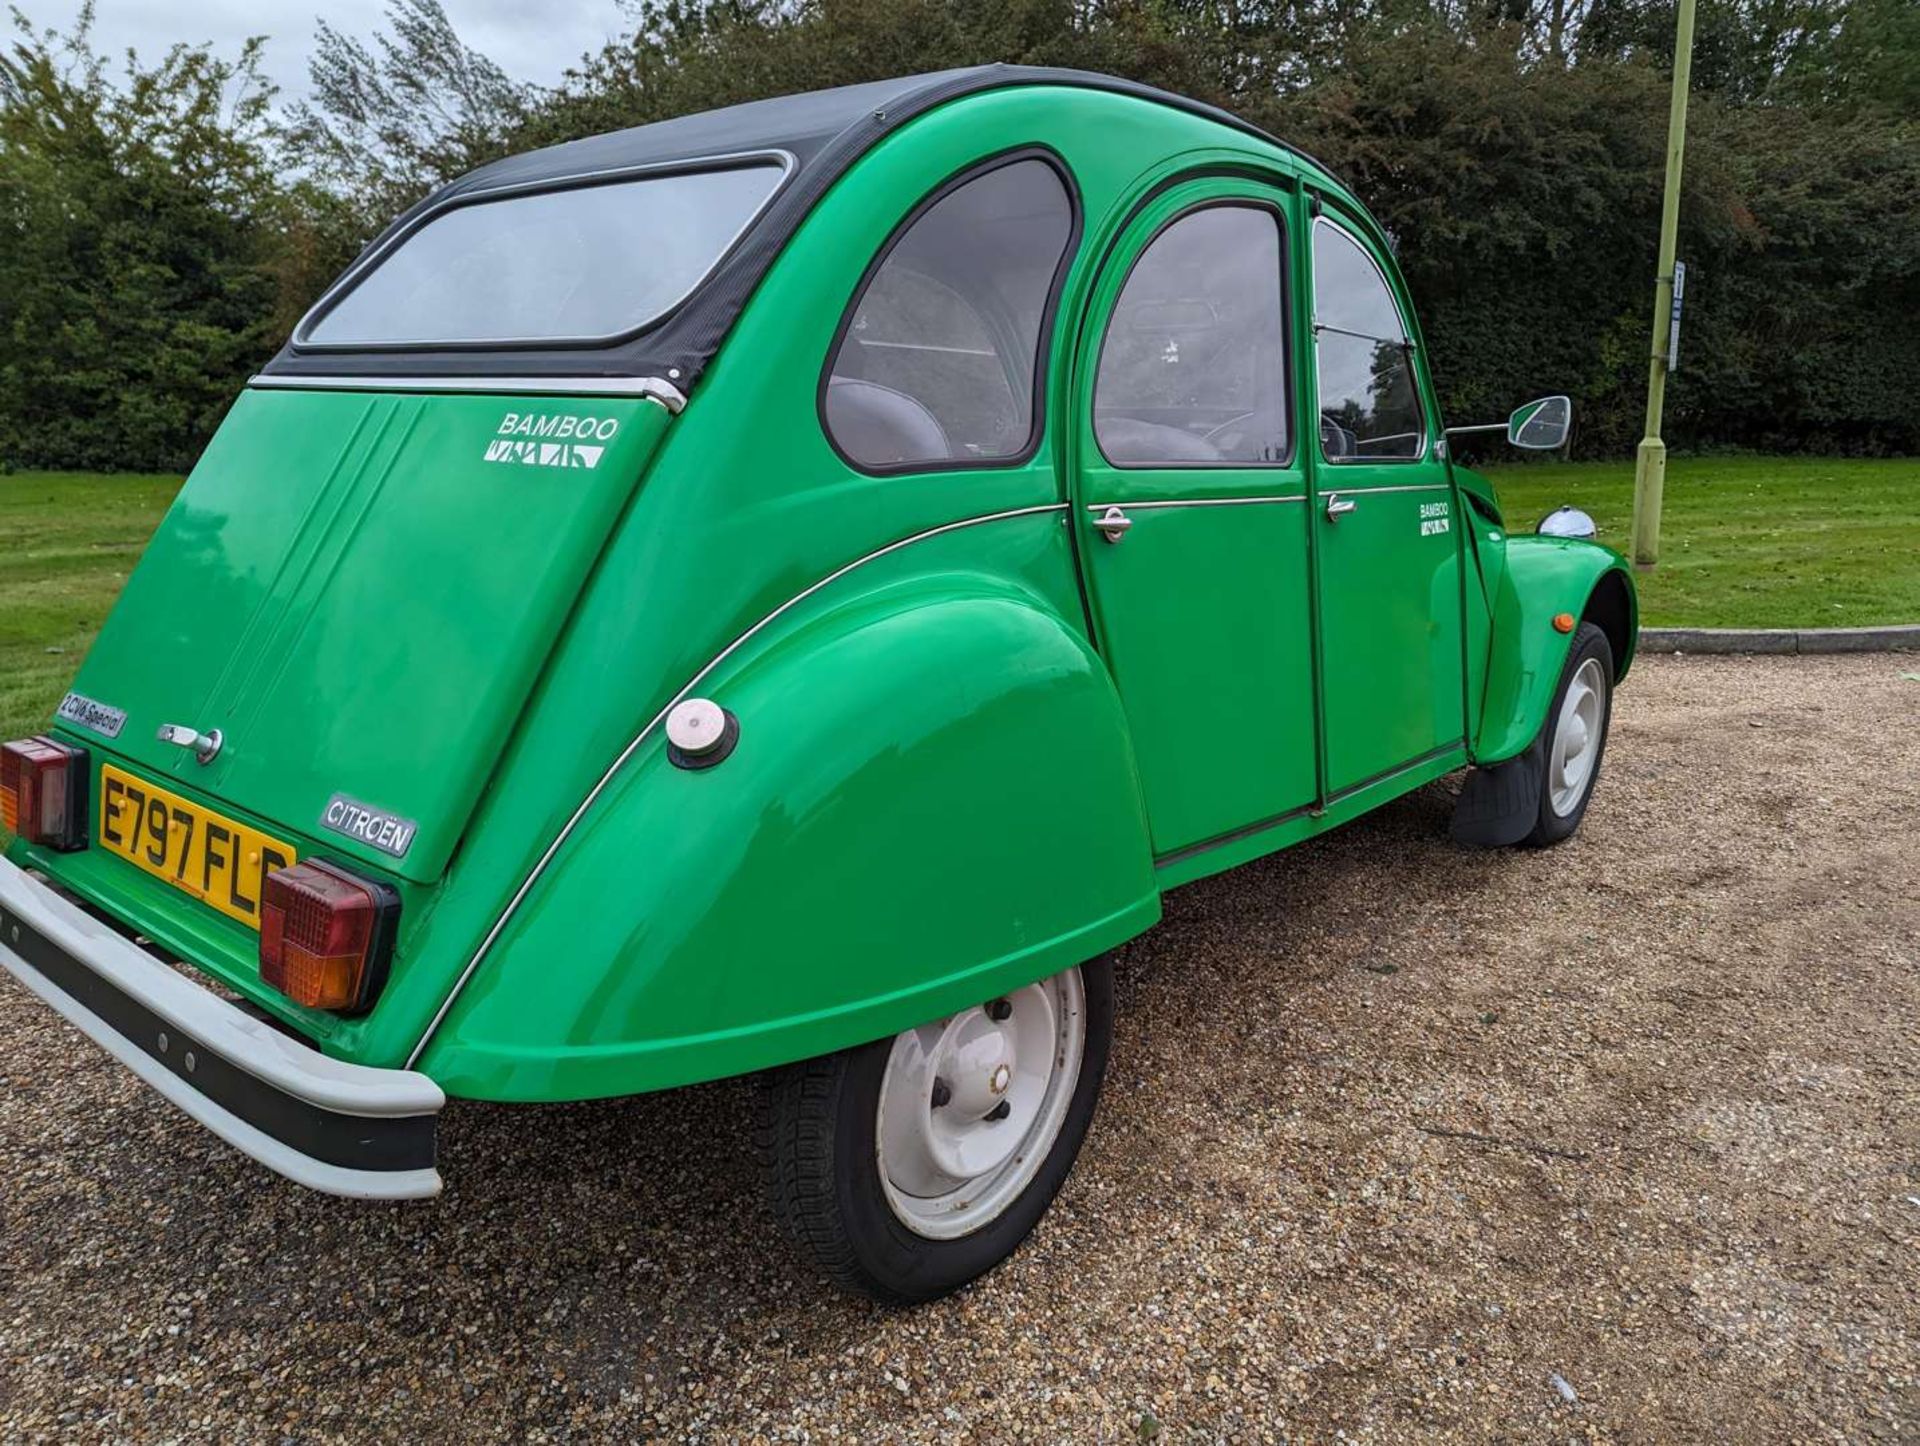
[{"left": 1, "top": 66, "right": 1635, "bottom": 1302}]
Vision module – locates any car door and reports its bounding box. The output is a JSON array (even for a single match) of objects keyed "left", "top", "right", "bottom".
[
  {"left": 1306, "top": 209, "right": 1467, "bottom": 794},
  {"left": 1075, "top": 181, "right": 1316, "bottom": 859}
]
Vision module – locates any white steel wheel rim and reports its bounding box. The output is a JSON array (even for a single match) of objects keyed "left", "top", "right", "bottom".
[
  {"left": 1548, "top": 656, "right": 1607, "bottom": 816},
  {"left": 876, "top": 968, "right": 1086, "bottom": 1241}
]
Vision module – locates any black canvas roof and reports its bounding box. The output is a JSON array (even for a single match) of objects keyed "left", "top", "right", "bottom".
[{"left": 261, "top": 65, "right": 1328, "bottom": 393}]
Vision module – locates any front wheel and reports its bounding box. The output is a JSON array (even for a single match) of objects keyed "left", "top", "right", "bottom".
[
  {"left": 1523, "top": 621, "right": 1615, "bottom": 846},
  {"left": 755, "top": 959, "right": 1113, "bottom": 1303}
]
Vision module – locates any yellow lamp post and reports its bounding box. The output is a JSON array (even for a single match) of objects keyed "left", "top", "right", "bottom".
[{"left": 1630, "top": 0, "right": 1699, "bottom": 569}]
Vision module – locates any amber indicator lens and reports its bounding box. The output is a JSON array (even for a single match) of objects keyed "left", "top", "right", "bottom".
[
  {"left": 1551, "top": 612, "right": 1577, "bottom": 634},
  {"left": 1, "top": 736, "right": 89, "bottom": 850},
  {"left": 259, "top": 858, "right": 400, "bottom": 1013}
]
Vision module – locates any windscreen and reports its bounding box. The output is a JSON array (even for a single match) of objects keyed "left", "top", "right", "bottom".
[{"left": 302, "top": 162, "right": 787, "bottom": 347}]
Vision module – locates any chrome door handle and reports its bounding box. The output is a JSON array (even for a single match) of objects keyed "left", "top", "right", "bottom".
[
  {"left": 1324, "top": 493, "right": 1357, "bottom": 521},
  {"left": 1095, "top": 505, "right": 1133, "bottom": 544}
]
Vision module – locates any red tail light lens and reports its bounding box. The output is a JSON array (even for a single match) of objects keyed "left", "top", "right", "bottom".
[
  {"left": 2, "top": 736, "right": 89, "bottom": 850},
  {"left": 259, "top": 859, "right": 400, "bottom": 1013}
]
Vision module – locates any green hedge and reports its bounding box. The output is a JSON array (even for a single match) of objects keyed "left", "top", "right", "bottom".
[{"left": 2, "top": 0, "right": 1914, "bottom": 473}]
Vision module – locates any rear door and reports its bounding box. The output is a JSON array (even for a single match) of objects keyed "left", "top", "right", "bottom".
[
  {"left": 1306, "top": 211, "right": 1466, "bottom": 793},
  {"left": 1074, "top": 180, "right": 1317, "bottom": 859}
]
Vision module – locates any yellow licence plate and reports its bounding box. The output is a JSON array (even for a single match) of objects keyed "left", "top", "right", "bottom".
[{"left": 99, "top": 764, "right": 296, "bottom": 930}]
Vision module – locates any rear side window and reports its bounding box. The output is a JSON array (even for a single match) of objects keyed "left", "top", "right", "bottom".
[
  {"left": 823, "top": 156, "right": 1075, "bottom": 472},
  {"left": 300, "top": 161, "right": 787, "bottom": 347},
  {"left": 1095, "top": 205, "right": 1290, "bottom": 467},
  {"left": 1312, "top": 221, "right": 1426, "bottom": 461}
]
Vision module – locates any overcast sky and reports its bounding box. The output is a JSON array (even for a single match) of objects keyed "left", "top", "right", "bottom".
[{"left": 53, "top": 1, "right": 626, "bottom": 104}]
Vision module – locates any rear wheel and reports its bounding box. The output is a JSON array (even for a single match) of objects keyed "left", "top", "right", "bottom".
[
  {"left": 1523, "top": 621, "right": 1615, "bottom": 846},
  {"left": 755, "top": 959, "right": 1113, "bottom": 1303}
]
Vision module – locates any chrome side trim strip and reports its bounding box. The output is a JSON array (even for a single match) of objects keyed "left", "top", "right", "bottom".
[
  {"left": 1312, "top": 481, "right": 1450, "bottom": 495},
  {"left": 1082, "top": 495, "right": 1306, "bottom": 512},
  {"left": 247, "top": 374, "right": 689, "bottom": 412},
  {"left": 405, "top": 502, "right": 1070, "bottom": 1068},
  {"left": 1082, "top": 484, "right": 1448, "bottom": 509}
]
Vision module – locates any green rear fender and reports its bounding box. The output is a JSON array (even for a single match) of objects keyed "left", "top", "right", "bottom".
[
  {"left": 1475, "top": 536, "right": 1638, "bottom": 764},
  {"left": 420, "top": 571, "right": 1160, "bottom": 1101}
]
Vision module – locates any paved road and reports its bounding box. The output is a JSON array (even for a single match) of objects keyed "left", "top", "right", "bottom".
[{"left": 4, "top": 653, "right": 1917, "bottom": 1442}]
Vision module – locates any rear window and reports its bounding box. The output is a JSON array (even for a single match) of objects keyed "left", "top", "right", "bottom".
[{"left": 299, "top": 161, "right": 788, "bottom": 348}]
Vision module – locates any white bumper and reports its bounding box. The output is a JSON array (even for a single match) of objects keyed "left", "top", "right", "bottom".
[{"left": 0, "top": 857, "right": 443, "bottom": 1200}]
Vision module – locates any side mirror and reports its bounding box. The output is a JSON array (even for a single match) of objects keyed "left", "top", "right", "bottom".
[{"left": 1508, "top": 395, "right": 1571, "bottom": 450}]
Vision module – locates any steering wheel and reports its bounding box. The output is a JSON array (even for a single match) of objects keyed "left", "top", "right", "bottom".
[{"left": 1319, "top": 411, "right": 1358, "bottom": 459}]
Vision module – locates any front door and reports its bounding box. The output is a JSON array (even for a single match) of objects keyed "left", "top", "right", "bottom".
[
  {"left": 1305, "top": 210, "right": 1466, "bottom": 794},
  {"left": 1074, "top": 181, "right": 1316, "bottom": 859}
]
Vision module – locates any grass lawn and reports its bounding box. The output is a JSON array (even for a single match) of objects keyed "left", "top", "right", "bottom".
[
  {"left": 1484, "top": 455, "right": 1920, "bottom": 629},
  {"left": 1, "top": 471, "right": 183, "bottom": 742},
  {"left": 1, "top": 456, "right": 1915, "bottom": 741}
]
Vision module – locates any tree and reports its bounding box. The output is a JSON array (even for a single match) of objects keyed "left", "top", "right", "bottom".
[
  {"left": 0, "top": 0, "right": 1913, "bottom": 469},
  {"left": 0, "top": 3, "right": 283, "bottom": 471},
  {"left": 279, "top": 0, "right": 534, "bottom": 240}
]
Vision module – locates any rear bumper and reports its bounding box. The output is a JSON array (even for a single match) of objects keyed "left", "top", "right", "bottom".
[{"left": 0, "top": 858, "right": 443, "bottom": 1199}]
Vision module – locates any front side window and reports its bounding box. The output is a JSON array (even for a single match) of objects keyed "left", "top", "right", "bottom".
[
  {"left": 823, "top": 157, "right": 1074, "bottom": 471},
  {"left": 1312, "top": 221, "right": 1425, "bottom": 461},
  {"left": 1094, "top": 205, "right": 1289, "bottom": 467},
  {"left": 301, "top": 161, "right": 787, "bottom": 347}
]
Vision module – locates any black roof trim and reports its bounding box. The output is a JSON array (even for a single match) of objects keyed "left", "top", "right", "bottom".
[{"left": 261, "top": 65, "right": 1343, "bottom": 391}]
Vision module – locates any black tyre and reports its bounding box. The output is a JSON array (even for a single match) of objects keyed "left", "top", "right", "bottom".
[
  {"left": 755, "top": 958, "right": 1114, "bottom": 1304},
  {"left": 1522, "top": 621, "right": 1615, "bottom": 847}
]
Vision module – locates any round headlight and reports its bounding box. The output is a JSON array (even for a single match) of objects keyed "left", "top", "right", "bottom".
[{"left": 1537, "top": 505, "right": 1597, "bottom": 540}]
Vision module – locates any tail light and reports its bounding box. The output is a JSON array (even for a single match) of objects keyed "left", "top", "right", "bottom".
[
  {"left": 2, "top": 736, "right": 90, "bottom": 850},
  {"left": 259, "top": 859, "right": 400, "bottom": 1013}
]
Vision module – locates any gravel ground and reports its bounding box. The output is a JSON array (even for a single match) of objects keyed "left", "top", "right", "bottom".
[{"left": 3, "top": 652, "right": 1917, "bottom": 1443}]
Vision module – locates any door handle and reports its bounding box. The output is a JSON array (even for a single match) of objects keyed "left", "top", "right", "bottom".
[
  {"left": 156, "top": 723, "right": 223, "bottom": 764},
  {"left": 1324, "top": 493, "right": 1357, "bottom": 522},
  {"left": 1095, "top": 505, "right": 1133, "bottom": 544}
]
